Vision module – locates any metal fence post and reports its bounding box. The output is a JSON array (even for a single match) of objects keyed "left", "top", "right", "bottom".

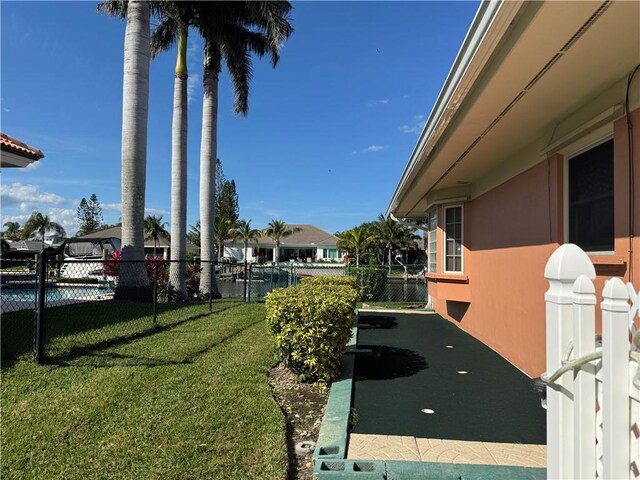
[
  {"left": 248, "top": 264, "right": 252, "bottom": 303},
  {"left": 152, "top": 260, "right": 158, "bottom": 326},
  {"left": 35, "top": 250, "right": 47, "bottom": 365},
  {"left": 209, "top": 261, "right": 214, "bottom": 313}
]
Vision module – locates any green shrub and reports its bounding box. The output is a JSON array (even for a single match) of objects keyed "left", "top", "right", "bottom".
[
  {"left": 265, "top": 283, "right": 358, "bottom": 381},
  {"left": 348, "top": 266, "right": 387, "bottom": 301},
  {"left": 300, "top": 275, "right": 356, "bottom": 289}
]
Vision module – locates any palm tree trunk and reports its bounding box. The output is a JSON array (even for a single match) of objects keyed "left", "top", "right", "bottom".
[
  {"left": 116, "top": 0, "right": 151, "bottom": 301},
  {"left": 198, "top": 46, "right": 221, "bottom": 298},
  {"left": 388, "top": 248, "right": 392, "bottom": 273},
  {"left": 169, "top": 23, "right": 188, "bottom": 302},
  {"left": 356, "top": 248, "right": 360, "bottom": 266},
  {"left": 274, "top": 241, "right": 279, "bottom": 264}
]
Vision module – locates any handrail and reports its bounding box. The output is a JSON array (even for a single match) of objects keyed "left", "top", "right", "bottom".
[{"left": 541, "top": 350, "right": 640, "bottom": 387}]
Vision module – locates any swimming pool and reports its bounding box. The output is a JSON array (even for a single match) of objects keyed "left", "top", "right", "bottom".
[{"left": 0, "top": 285, "right": 114, "bottom": 313}]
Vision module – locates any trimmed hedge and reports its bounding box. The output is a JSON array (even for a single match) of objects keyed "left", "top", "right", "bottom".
[
  {"left": 265, "top": 282, "right": 359, "bottom": 381},
  {"left": 300, "top": 275, "right": 356, "bottom": 289},
  {"left": 349, "top": 266, "right": 388, "bottom": 301}
]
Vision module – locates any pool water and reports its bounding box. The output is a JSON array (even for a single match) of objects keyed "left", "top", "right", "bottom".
[{"left": 1, "top": 286, "right": 113, "bottom": 312}]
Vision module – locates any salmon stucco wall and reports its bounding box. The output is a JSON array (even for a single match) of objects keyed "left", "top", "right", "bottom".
[
  {"left": 431, "top": 157, "right": 563, "bottom": 377},
  {"left": 429, "top": 107, "right": 640, "bottom": 377}
]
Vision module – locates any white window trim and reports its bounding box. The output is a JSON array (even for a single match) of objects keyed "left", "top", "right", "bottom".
[
  {"left": 562, "top": 134, "right": 615, "bottom": 255},
  {"left": 443, "top": 204, "right": 464, "bottom": 274},
  {"left": 427, "top": 208, "right": 438, "bottom": 273}
]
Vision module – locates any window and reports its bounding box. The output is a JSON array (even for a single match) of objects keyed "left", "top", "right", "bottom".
[
  {"left": 444, "top": 205, "right": 463, "bottom": 273},
  {"left": 568, "top": 139, "right": 614, "bottom": 252},
  {"left": 323, "top": 248, "right": 338, "bottom": 259},
  {"left": 427, "top": 210, "right": 437, "bottom": 273}
]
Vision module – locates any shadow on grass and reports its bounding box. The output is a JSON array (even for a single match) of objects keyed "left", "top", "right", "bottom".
[
  {"left": 1, "top": 300, "right": 244, "bottom": 369},
  {"left": 61, "top": 314, "right": 265, "bottom": 368},
  {"left": 354, "top": 345, "right": 428, "bottom": 381}
]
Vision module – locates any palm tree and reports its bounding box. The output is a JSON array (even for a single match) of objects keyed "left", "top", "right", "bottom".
[
  {"left": 234, "top": 219, "right": 261, "bottom": 263},
  {"left": 187, "top": 220, "right": 201, "bottom": 247},
  {"left": 234, "top": 219, "right": 261, "bottom": 300},
  {"left": 2, "top": 222, "right": 22, "bottom": 241},
  {"left": 21, "top": 212, "right": 66, "bottom": 249},
  {"left": 144, "top": 215, "right": 170, "bottom": 257},
  {"left": 264, "top": 219, "right": 300, "bottom": 263},
  {"left": 194, "top": 2, "right": 293, "bottom": 296},
  {"left": 214, "top": 215, "right": 236, "bottom": 260},
  {"left": 98, "top": 0, "right": 152, "bottom": 300},
  {"left": 337, "top": 226, "right": 371, "bottom": 266},
  {"left": 375, "top": 214, "right": 420, "bottom": 272},
  {"left": 151, "top": 3, "right": 198, "bottom": 301}
]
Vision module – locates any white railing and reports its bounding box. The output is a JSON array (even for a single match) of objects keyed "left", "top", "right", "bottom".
[{"left": 544, "top": 244, "right": 639, "bottom": 479}]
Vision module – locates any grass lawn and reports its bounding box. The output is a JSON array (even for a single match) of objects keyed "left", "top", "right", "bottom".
[{"left": 1, "top": 302, "right": 288, "bottom": 480}]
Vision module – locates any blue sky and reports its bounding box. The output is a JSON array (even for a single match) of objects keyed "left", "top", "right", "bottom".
[{"left": 1, "top": 1, "right": 479, "bottom": 236}]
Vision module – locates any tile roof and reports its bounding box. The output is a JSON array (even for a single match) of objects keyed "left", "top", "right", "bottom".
[
  {"left": 244, "top": 224, "right": 339, "bottom": 247},
  {"left": 0, "top": 133, "right": 45, "bottom": 161}
]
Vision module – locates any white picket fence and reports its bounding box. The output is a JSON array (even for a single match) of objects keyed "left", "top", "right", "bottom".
[{"left": 544, "top": 244, "right": 640, "bottom": 479}]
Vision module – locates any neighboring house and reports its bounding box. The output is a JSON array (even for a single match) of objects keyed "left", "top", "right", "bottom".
[
  {"left": 387, "top": 1, "right": 639, "bottom": 377},
  {"left": 224, "top": 224, "right": 344, "bottom": 263},
  {"left": 0, "top": 133, "right": 44, "bottom": 168},
  {"left": 79, "top": 226, "right": 199, "bottom": 258}
]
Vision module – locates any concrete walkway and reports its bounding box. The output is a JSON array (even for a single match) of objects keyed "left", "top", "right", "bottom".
[{"left": 348, "top": 433, "right": 546, "bottom": 468}]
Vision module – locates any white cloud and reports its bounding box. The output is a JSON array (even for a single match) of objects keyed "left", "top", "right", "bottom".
[
  {"left": 399, "top": 114, "right": 427, "bottom": 135},
  {"left": 365, "top": 145, "right": 388, "bottom": 152},
  {"left": 145, "top": 207, "right": 169, "bottom": 218},
  {"left": 1, "top": 208, "right": 78, "bottom": 236},
  {"left": 187, "top": 42, "right": 201, "bottom": 105},
  {"left": 0, "top": 182, "right": 67, "bottom": 207},
  {"left": 368, "top": 99, "right": 390, "bottom": 107},
  {"left": 102, "top": 202, "right": 123, "bottom": 211},
  {"left": 47, "top": 208, "right": 79, "bottom": 235}
]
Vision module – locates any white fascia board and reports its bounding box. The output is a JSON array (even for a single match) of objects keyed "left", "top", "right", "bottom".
[
  {"left": 0, "top": 151, "right": 36, "bottom": 168},
  {"left": 387, "top": 0, "right": 525, "bottom": 218}
]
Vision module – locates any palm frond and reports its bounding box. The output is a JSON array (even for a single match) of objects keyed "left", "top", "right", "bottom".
[{"left": 150, "top": 17, "right": 179, "bottom": 58}]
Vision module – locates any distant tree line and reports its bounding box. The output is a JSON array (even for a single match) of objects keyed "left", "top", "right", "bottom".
[{"left": 336, "top": 214, "right": 425, "bottom": 267}]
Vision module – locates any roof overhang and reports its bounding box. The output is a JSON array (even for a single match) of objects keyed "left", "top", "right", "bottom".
[
  {"left": 388, "top": 0, "right": 640, "bottom": 219},
  {"left": 0, "top": 150, "right": 38, "bottom": 168}
]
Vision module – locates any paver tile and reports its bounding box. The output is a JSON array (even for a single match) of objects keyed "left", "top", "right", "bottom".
[
  {"left": 347, "top": 433, "right": 421, "bottom": 461},
  {"left": 483, "top": 441, "right": 546, "bottom": 468},
  {"left": 415, "top": 438, "right": 496, "bottom": 465}
]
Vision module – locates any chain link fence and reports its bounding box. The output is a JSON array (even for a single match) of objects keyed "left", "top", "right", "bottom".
[
  {"left": 247, "top": 263, "right": 428, "bottom": 304},
  {"left": 1, "top": 253, "right": 246, "bottom": 365}
]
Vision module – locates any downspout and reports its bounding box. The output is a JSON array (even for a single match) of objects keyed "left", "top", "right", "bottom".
[{"left": 389, "top": 213, "right": 432, "bottom": 309}]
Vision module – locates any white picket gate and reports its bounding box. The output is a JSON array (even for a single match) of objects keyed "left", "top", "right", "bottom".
[{"left": 543, "top": 244, "right": 640, "bottom": 479}]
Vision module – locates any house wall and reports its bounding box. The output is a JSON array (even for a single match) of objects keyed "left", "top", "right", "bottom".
[{"left": 428, "top": 107, "right": 640, "bottom": 377}]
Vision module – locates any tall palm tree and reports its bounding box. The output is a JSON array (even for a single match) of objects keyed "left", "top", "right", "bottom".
[
  {"left": 98, "top": 0, "right": 152, "bottom": 300},
  {"left": 194, "top": 2, "right": 293, "bottom": 296},
  {"left": 144, "top": 215, "right": 170, "bottom": 257},
  {"left": 2, "top": 221, "right": 22, "bottom": 241},
  {"left": 337, "top": 226, "right": 371, "bottom": 266},
  {"left": 234, "top": 219, "right": 261, "bottom": 300},
  {"left": 21, "top": 212, "right": 66, "bottom": 249},
  {"left": 151, "top": 2, "right": 198, "bottom": 300},
  {"left": 214, "top": 215, "right": 236, "bottom": 260},
  {"left": 376, "top": 214, "right": 419, "bottom": 272},
  {"left": 264, "top": 219, "right": 300, "bottom": 263},
  {"left": 234, "top": 219, "right": 261, "bottom": 265}
]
